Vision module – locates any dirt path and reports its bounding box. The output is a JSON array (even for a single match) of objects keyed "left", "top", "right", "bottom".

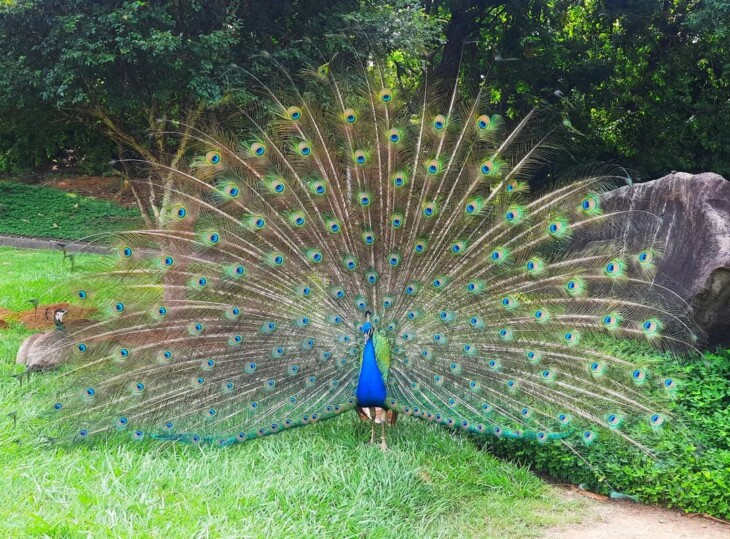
[
  {"left": 544, "top": 488, "right": 729, "bottom": 538},
  {"left": 0, "top": 233, "right": 110, "bottom": 254}
]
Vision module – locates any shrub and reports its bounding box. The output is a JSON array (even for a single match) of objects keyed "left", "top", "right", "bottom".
[
  {"left": 0, "top": 181, "right": 141, "bottom": 240},
  {"left": 483, "top": 345, "right": 730, "bottom": 519}
]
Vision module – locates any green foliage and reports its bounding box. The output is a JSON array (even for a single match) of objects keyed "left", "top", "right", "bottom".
[
  {"left": 2, "top": 1, "right": 727, "bottom": 178},
  {"left": 0, "top": 182, "right": 142, "bottom": 240},
  {"left": 0, "top": 0, "right": 440, "bottom": 172},
  {"left": 485, "top": 343, "right": 730, "bottom": 520},
  {"left": 432, "top": 0, "right": 730, "bottom": 180}
]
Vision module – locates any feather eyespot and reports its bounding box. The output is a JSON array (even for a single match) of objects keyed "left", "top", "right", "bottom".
[
  {"left": 479, "top": 160, "right": 494, "bottom": 175},
  {"left": 425, "top": 159, "right": 441, "bottom": 175},
  {"left": 286, "top": 106, "right": 302, "bottom": 121},
  {"left": 205, "top": 151, "right": 221, "bottom": 165},
  {"left": 642, "top": 318, "right": 660, "bottom": 335},
  {"left": 580, "top": 194, "right": 600, "bottom": 214},
  {"left": 638, "top": 250, "right": 654, "bottom": 265},
  {"left": 602, "top": 313, "right": 620, "bottom": 329},
  {"left": 632, "top": 368, "right": 647, "bottom": 383},
  {"left": 605, "top": 259, "right": 624, "bottom": 277},
  {"left": 297, "top": 141, "right": 312, "bottom": 156},
  {"left": 476, "top": 114, "right": 491, "bottom": 130},
  {"left": 433, "top": 114, "right": 447, "bottom": 130},
  {"left": 224, "top": 184, "right": 239, "bottom": 198},
  {"left": 251, "top": 143, "right": 266, "bottom": 157},
  {"left": 353, "top": 150, "right": 367, "bottom": 165},
  {"left": 465, "top": 200, "right": 480, "bottom": 214},
  {"left": 589, "top": 361, "right": 605, "bottom": 375},
  {"left": 343, "top": 108, "right": 357, "bottom": 124},
  {"left": 358, "top": 192, "right": 371, "bottom": 206}
]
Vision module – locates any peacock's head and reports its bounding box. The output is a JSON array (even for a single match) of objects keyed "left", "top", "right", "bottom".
[{"left": 362, "top": 310, "right": 374, "bottom": 341}]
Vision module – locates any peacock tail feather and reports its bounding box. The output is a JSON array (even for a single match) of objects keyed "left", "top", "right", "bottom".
[{"left": 29, "top": 56, "right": 698, "bottom": 452}]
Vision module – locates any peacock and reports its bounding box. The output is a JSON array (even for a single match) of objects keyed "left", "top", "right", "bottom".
[{"left": 28, "top": 56, "right": 698, "bottom": 456}]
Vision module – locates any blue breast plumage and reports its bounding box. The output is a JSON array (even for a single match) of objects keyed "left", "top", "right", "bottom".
[{"left": 355, "top": 334, "right": 387, "bottom": 407}]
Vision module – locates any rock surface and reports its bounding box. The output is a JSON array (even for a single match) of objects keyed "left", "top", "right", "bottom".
[{"left": 603, "top": 172, "right": 730, "bottom": 346}]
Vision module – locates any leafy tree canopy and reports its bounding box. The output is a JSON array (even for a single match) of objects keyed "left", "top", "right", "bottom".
[{"left": 0, "top": 0, "right": 727, "bottom": 180}]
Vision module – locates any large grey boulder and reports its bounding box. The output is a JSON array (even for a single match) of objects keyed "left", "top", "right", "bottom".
[{"left": 603, "top": 172, "right": 730, "bottom": 346}]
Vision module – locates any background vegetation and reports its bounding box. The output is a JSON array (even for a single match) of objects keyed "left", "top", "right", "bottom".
[
  {"left": 0, "top": 182, "right": 142, "bottom": 239},
  {"left": 0, "top": 0, "right": 728, "bottom": 181}
]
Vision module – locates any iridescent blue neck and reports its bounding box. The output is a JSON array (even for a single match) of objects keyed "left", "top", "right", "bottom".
[{"left": 355, "top": 338, "right": 387, "bottom": 407}]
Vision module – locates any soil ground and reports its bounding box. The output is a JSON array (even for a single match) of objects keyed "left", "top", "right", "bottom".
[
  {"left": 544, "top": 487, "right": 730, "bottom": 538},
  {"left": 45, "top": 175, "right": 136, "bottom": 205}
]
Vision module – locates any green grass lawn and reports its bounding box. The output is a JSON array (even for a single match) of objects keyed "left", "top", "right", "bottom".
[
  {"left": 0, "top": 181, "right": 142, "bottom": 240},
  {"left": 0, "top": 247, "right": 585, "bottom": 538}
]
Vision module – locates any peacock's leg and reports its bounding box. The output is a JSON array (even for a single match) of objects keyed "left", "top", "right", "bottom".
[
  {"left": 379, "top": 422, "right": 388, "bottom": 451},
  {"left": 369, "top": 407, "right": 377, "bottom": 444}
]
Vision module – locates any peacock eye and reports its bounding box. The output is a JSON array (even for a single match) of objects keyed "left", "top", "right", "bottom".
[
  {"left": 205, "top": 151, "right": 221, "bottom": 165},
  {"left": 433, "top": 114, "right": 447, "bottom": 130},
  {"left": 297, "top": 141, "right": 312, "bottom": 156},
  {"left": 251, "top": 143, "right": 266, "bottom": 157},
  {"left": 476, "top": 114, "right": 491, "bottom": 130},
  {"left": 286, "top": 106, "right": 302, "bottom": 121}
]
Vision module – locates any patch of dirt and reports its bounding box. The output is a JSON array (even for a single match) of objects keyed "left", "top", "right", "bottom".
[
  {"left": 544, "top": 486, "right": 730, "bottom": 538},
  {"left": 43, "top": 176, "right": 137, "bottom": 206},
  {"left": 13, "top": 303, "right": 96, "bottom": 330}
]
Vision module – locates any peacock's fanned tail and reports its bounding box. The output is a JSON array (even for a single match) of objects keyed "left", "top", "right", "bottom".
[{"left": 33, "top": 58, "right": 698, "bottom": 449}]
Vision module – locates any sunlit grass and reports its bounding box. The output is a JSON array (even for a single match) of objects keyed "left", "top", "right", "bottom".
[
  {"left": 0, "top": 246, "right": 107, "bottom": 311},
  {"left": 0, "top": 247, "right": 585, "bottom": 538}
]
